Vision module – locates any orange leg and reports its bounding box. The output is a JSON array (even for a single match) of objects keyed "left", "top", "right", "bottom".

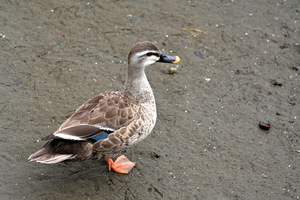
[{"left": 106, "top": 155, "right": 135, "bottom": 174}]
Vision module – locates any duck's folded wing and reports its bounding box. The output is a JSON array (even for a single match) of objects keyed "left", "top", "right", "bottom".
[{"left": 42, "top": 92, "right": 139, "bottom": 141}]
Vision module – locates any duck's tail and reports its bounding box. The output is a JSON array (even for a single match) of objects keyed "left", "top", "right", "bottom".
[
  {"left": 28, "top": 148, "right": 75, "bottom": 164},
  {"left": 28, "top": 139, "right": 93, "bottom": 164}
]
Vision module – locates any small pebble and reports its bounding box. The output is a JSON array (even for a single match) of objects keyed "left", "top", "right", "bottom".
[
  {"left": 259, "top": 121, "right": 271, "bottom": 131},
  {"left": 194, "top": 50, "right": 204, "bottom": 59},
  {"left": 169, "top": 67, "right": 176, "bottom": 74}
]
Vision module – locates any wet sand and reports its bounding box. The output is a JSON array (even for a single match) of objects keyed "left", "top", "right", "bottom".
[{"left": 0, "top": 0, "right": 299, "bottom": 199}]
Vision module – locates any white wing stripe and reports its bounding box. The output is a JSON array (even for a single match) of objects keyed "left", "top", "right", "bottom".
[{"left": 54, "top": 133, "right": 83, "bottom": 140}]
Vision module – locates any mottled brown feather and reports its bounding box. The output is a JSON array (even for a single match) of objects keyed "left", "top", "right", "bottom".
[{"left": 49, "top": 92, "right": 140, "bottom": 139}]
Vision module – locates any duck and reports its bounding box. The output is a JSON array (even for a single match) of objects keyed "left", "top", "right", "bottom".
[{"left": 29, "top": 41, "right": 180, "bottom": 174}]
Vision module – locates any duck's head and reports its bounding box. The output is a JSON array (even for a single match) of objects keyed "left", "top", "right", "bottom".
[{"left": 128, "top": 41, "right": 180, "bottom": 69}]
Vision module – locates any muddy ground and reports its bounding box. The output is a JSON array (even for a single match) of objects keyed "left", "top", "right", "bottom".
[{"left": 0, "top": 0, "right": 299, "bottom": 199}]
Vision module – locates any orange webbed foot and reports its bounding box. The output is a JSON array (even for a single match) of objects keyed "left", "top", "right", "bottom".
[{"left": 106, "top": 155, "right": 135, "bottom": 174}]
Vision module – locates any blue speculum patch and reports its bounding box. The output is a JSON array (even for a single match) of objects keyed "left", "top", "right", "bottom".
[{"left": 88, "top": 131, "right": 110, "bottom": 142}]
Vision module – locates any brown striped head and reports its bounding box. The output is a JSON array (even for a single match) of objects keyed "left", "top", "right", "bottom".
[
  {"left": 128, "top": 41, "right": 180, "bottom": 69},
  {"left": 128, "top": 41, "right": 161, "bottom": 69}
]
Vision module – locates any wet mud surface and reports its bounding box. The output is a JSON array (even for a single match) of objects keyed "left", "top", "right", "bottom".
[{"left": 0, "top": 0, "right": 299, "bottom": 199}]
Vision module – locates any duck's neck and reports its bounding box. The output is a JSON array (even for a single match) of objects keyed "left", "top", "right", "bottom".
[{"left": 123, "top": 66, "right": 153, "bottom": 102}]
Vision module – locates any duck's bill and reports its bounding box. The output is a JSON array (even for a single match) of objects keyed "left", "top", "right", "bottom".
[{"left": 157, "top": 53, "right": 180, "bottom": 64}]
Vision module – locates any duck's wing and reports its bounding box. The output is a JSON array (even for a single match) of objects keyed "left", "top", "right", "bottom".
[{"left": 42, "top": 92, "right": 139, "bottom": 141}]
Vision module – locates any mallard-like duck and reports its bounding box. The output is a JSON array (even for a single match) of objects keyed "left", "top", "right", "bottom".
[{"left": 29, "top": 41, "right": 180, "bottom": 174}]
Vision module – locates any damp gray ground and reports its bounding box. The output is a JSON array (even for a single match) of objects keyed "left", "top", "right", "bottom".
[{"left": 0, "top": 0, "right": 299, "bottom": 199}]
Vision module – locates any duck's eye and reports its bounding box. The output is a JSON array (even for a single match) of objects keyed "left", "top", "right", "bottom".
[
  {"left": 146, "top": 52, "right": 159, "bottom": 57},
  {"left": 146, "top": 53, "right": 153, "bottom": 56}
]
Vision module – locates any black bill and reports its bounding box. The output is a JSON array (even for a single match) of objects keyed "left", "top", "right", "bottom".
[{"left": 157, "top": 53, "right": 180, "bottom": 64}]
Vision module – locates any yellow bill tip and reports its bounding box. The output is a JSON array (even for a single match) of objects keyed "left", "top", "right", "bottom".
[{"left": 173, "top": 56, "right": 180, "bottom": 64}]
